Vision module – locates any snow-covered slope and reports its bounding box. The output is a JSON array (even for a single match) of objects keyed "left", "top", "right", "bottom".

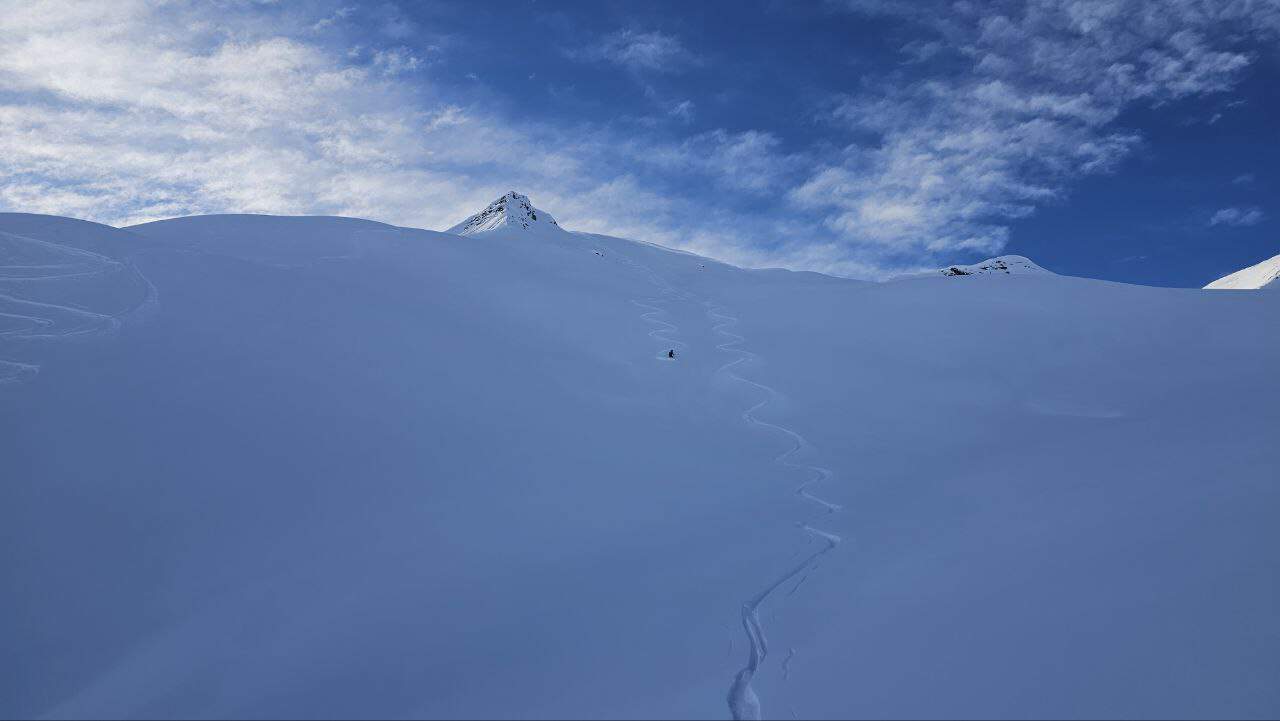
[
  {"left": 3, "top": 203, "right": 1279, "bottom": 719},
  {"left": 935, "top": 254, "right": 1050, "bottom": 277},
  {"left": 446, "top": 190, "right": 559, "bottom": 235},
  {"left": 0, "top": 214, "right": 157, "bottom": 383},
  {"left": 1205, "top": 251, "right": 1280, "bottom": 289}
]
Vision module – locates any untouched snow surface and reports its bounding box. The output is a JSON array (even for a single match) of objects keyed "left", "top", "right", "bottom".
[
  {"left": 3, "top": 205, "right": 1280, "bottom": 719},
  {"left": 1205, "top": 251, "right": 1280, "bottom": 289}
]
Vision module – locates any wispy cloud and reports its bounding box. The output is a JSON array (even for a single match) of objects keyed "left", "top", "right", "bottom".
[
  {"left": 668, "top": 99, "right": 696, "bottom": 123},
  {"left": 0, "top": 1, "right": 468, "bottom": 226},
  {"left": 801, "top": 0, "right": 1280, "bottom": 263},
  {"left": 1, "top": 0, "right": 1278, "bottom": 281},
  {"left": 0, "top": 1, "right": 788, "bottom": 271},
  {"left": 1209, "top": 207, "right": 1265, "bottom": 227},
  {"left": 370, "top": 46, "right": 428, "bottom": 75},
  {"left": 567, "top": 29, "right": 698, "bottom": 73},
  {"left": 312, "top": 5, "right": 356, "bottom": 32},
  {"left": 631, "top": 129, "right": 802, "bottom": 195}
]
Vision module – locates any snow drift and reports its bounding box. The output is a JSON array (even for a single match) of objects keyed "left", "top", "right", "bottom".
[{"left": 2, "top": 198, "right": 1279, "bottom": 719}]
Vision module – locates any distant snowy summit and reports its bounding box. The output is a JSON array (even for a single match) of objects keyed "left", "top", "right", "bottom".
[
  {"left": 1204, "top": 252, "right": 1280, "bottom": 290},
  {"left": 936, "top": 255, "right": 1050, "bottom": 277},
  {"left": 447, "top": 191, "right": 559, "bottom": 235}
]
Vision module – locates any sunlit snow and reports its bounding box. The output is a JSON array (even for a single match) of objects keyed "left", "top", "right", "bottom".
[{"left": 3, "top": 197, "right": 1279, "bottom": 719}]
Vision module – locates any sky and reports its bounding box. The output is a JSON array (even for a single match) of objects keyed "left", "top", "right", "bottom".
[{"left": 0, "top": 0, "right": 1276, "bottom": 285}]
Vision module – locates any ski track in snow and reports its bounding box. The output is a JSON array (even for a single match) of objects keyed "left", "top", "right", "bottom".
[
  {"left": 781, "top": 647, "right": 797, "bottom": 681},
  {"left": 631, "top": 297, "right": 688, "bottom": 359},
  {"left": 0, "top": 231, "right": 158, "bottom": 383},
  {"left": 0, "top": 358, "right": 40, "bottom": 385},
  {"left": 619, "top": 254, "right": 694, "bottom": 361},
  {"left": 616, "top": 249, "right": 843, "bottom": 720},
  {"left": 707, "top": 303, "right": 843, "bottom": 721}
]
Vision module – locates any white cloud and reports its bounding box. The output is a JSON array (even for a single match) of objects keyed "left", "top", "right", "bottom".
[
  {"left": 1, "top": 0, "right": 1278, "bottom": 281},
  {"left": 1209, "top": 207, "right": 1265, "bottom": 227},
  {"left": 568, "top": 29, "right": 697, "bottom": 73},
  {"left": 636, "top": 130, "right": 802, "bottom": 195},
  {"left": 801, "top": 0, "right": 1280, "bottom": 264},
  {"left": 311, "top": 5, "right": 356, "bottom": 32},
  {"left": 668, "top": 100, "right": 696, "bottom": 122},
  {"left": 371, "top": 46, "right": 425, "bottom": 75},
  {"left": 0, "top": 1, "right": 594, "bottom": 229},
  {"left": 0, "top": 0, "right": 812, "bottom": 277},
  {"left": 899, "top": 40, "right": 944, "bottom": 63}
]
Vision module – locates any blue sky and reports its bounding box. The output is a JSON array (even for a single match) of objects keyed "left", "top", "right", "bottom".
[{"left": 0, "top": 0, "right": 1276, "bottom": 285}]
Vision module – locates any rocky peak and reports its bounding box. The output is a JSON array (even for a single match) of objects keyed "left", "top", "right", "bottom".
[
  {"left": 938, "top": 255, "right": 1049, "bottom": 277},
  {"left": 447, "top": 191, "right": 559, "bottom": 236}
]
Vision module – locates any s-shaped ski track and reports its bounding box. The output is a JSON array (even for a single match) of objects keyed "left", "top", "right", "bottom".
[{"left": 708, "top": 303, "right": 844, "bottom": 721}]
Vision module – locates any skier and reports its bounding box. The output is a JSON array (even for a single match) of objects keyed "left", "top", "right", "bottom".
[{"left": 668, "top": 349, "right": 675, "bottom": 359}]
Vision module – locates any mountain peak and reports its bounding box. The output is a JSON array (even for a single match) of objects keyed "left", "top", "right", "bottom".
[
  {"left": 937, "top": 255, "right": 1050, "bottom": 277},
  {"left": 447, "top": 191, "right": 559, "bottom": 235}
]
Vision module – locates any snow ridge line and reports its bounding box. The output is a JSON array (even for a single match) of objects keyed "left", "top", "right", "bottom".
[{"left": 708, "top": 303, "right": 843, "bottom": 721}]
